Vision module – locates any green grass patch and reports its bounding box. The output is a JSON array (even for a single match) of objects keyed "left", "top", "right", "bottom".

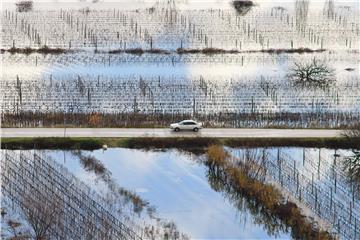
[
  {"left": 223, "top": 137, "right": 360, "bottom": 149},
  {"left": 1, "top": 137, "right": 103, "bottom": 150},
  {"left": 1, "top": 137, "right": 359, "bottom": 150}
]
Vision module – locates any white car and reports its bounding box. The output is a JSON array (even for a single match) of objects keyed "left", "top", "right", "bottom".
[{"left": 170, "top": 120, "right": 203, "bottom": 132}]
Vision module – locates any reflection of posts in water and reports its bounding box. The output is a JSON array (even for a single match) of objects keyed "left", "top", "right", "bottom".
[
  {"left": 205, "top": 147, "right": 336, "bottom": 239},
  {"left": 227, "top": 147, "right": 360, "bottom": 239},
  {"left": 343, "top": 150, "right": 360, "bottom": 198},
  {"left": 1, "top": 151, "right": 142, "bottom": 239},
  {"left": 205, "top": 159, "right": 287, "bottom": 237}
]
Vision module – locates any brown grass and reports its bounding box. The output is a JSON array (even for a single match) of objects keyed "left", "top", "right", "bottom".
[
  {"left": 258, "top": 48, "right": 326, "bottom": 54},
  {"left": 4, "top": 111, "right": 358, "bottom": 129},
  {"left": 1, "top": 46, "right": 326, "bottom": 56},
  {"left": 206, "top": 145, "right": 229, "bottom": 165},
  {"left": 176, "top": 48, "right": 238, "bottom": 55},
  {"left": 124, "top": 48, "right": 145, "bottom": 55},
  {"left": 108, "top": 48, "right": 170, "bottom": 55},
  {"left": 206, "top": 145, "right": 335, "bottom": 240}
]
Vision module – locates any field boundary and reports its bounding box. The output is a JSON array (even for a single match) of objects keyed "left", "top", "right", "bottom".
[{"left": 1, "top": 136, "right": 359, "bottom": 150}]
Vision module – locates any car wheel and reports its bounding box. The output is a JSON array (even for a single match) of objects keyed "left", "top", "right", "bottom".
[
  {"left": 174, "top": 127, "right": 180, "bottom": 132},
  {"left": 193, "top": 127, "right": 199, "bottom": 132}
]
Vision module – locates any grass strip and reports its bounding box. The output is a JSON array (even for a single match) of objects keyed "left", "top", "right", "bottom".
[
  {"left": 1, "top": 47, "right": 325, "bottom": 56},
  {"left": 1, "top": 137, "right": 103, "bottom": 150},
  {"left": 1, "top": 137, "right": 359, "bottom": 150}
]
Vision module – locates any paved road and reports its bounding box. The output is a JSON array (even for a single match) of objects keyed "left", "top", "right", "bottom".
[{"left": 1, "top": 128, "right": 342, "bottom": 138}]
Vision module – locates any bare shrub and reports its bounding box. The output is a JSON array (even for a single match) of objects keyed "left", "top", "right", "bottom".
[
  {"left": 232, "top": 1, "right": 254, "bottom": 15},
  {"left": 88, "top": 113, "right": 102, "bottom": 127},
  {"left": 287, "top": 58, "right": 336, "bottom": 88},
  {"left": 19, "top": 191, "right": 64, "bottom": 240},
  {"left": 342, "top": 123, "right": 360, "bottom": 138},
  {"left": 79, "top": 154, "right": 107, "bottom": 175},
  {"left": 343, "top": 150, "right": 360, "bottom": 183},
  {"left": 16, "top": 1, "right": 33, "bottom": 12}
]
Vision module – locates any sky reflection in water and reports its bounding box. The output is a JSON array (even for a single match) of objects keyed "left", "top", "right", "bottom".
[{"left": 48, "top": 148, "right": 291, "bottom": 239}]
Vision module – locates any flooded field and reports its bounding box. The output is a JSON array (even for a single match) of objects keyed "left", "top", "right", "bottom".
[
  {"left": 1, "top": 0, "right": 359, "bottom": 127},
  {"left": 1, "top": 147, "right": 359, "bottom": 239},
  {"left": 1, "top": 1, "right": 360, "bottom": 239}
]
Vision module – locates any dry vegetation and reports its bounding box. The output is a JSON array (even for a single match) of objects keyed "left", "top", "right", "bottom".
[
  {"left": 5, "top": 219, "right": 30, "bottom": 239},
  {"left": 343, "top": 150, "right": 360, "bottom": 197},
  {"left": 2, "top": 136, "right": 360, "bottom": 152},
  {"left": 3, "top": 111, "right": 358, "bottom": 129},
  {"left": 1, "top": 46, "right": 72, "bottom": 55},
  {"left": 205, "top": 145, "right": 335, "bottom": 240},
  {"left": 19, "top": 191, "right": 64, "bottom": 240},
  {"left": 15, "top": 1, "right": 33, "bottom": 12},
  {"left": 342, "top": 123, "right": 360, "bottom": 139},
  {"left": 1, "top": 46, "right": 326, "bottom": 55},
  {"left": 232, "top": 0, "right": 254, "bottom": 15},
  {"left": 72, "top": 150, "right": 150, "bottom": 214},
  {"left": 70, "top": 150, "right": 188, "bottom": 239},
  {"left": 2, "top": 151, "right": 189, "bottom": 240}
]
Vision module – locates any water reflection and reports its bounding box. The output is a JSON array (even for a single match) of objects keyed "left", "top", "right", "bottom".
[
  {"left": 48, "top": 148, "right": 291, "bottom": 239},
  {"left": 9, "top": 147, "right": 359, "bottom": 239},
  {"left": 228, "top": 147, "right": 360, "bottom": 240},
  {"left": 206, "top": 165, "right": 289, "bottom": 238},
  {"left": 343, "top": 150, "right": 360, "bottom": 198}
]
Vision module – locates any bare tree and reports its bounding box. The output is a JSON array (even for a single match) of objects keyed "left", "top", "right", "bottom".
[{"left": 287, "top": 58, "right": 336, "bottom": 88}]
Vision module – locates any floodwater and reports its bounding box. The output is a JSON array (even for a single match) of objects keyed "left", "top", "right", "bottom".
[
  {"left": 1, "top": 147, "right": 359, "bottom": 239},
  {"left": 46, "top": 148, "right": 291, "bottom": 239},
  {"left": 39, "top": 146, "right": 358, "bottom": 239}
]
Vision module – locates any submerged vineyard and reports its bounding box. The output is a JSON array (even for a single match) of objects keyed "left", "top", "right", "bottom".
[
  {"left": 228, "top": 147, "right": 360, "bottom": 240},
  {"left": 1, "top": 0, "right": 359, "bottom": 127},
  {"left": 1, "top": 0, "right": 358, "bottom": 50}
]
